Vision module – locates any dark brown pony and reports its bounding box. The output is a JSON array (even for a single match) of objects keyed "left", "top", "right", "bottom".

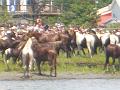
[
  {"left": 31, "top": 37, "right": 57, "bottom": 77},
  {"left": 29, "top": 31, "right": 72, "bottom": 58},
  {"left": 104, "top": 44, "right": 120, "bottom": 71}
]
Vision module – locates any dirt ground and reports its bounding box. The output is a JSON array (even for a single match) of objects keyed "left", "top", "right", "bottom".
[{"left": 0, "top": 71, "right": 120, "bottom": 80}]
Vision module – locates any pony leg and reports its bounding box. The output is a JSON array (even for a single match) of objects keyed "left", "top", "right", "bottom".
[
  {"left": 76, "top": 44, "right": 80, "bottom": 55},
  {"left": 66, "top": 45, "right": 72, "bottom": 58},
  {"left": 72, "top": 48, "right": 76, "bottom": 56},
  {"left": 104, "top": 56, "right": 109, "bottom": 71},
  {"left": 50, "top": 63, "right": 56, "bottom": 77},
  {"left": 4, "top": 55, "right": 10, "bottom": 71},
  {"left": 118, "top": 57, "right": 120, "bottom": 71},
  {"left": 22, "top": 55, "right": 28, "bottom": 78},
  {"left": 50, "top": 65, "right": 53, "bottom": 77},
  {"left": 112, "top": 57, "right": 116, "bottom": 72},
  {"left": 23, "top": 65, "right": 30, "bottom": 78},
  {"left": 27, "top": 66, "right": 31, "bottom": 78},
  {"left": 87, "top": 44, "right": 92, "bottom": 58},
  {"left": 1, "top": 50, "right": 5, "bottom": 58},
  {"left": 36, "top": 61, "right": 41, "bottom": 75},
  {"left": 66, "top": 50, "right": 71, "bottom": 58},
  {"left": 49, "top": 63, "right": 56, "bottom": 77},
  {"left": 47, "top": 58, "right": 53, "bottom": 77},
  {"left": 54, "top": 62, "right": 57, "bottom": 77},
  {"left": 32, "top": 59, "right": 36, "bottom": 71},
  {"left": 81, "top": 47, "right": 86, "bottom": 55},
  {"left": 23, "top": 66, "right": 27, "bottom": 78},
  {"left": 77, "top": 45, "right": 85, "bottom": 56},
  {"left": 26, "top": 66, "right": 29, "bottom": 78},
  {"left": 54, "top": 56, "right": 57, "bottom": 77}
]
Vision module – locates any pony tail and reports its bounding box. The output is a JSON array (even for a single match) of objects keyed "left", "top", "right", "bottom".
[{"left": 26, "top": 53, "right": 30, "bottom": 68}]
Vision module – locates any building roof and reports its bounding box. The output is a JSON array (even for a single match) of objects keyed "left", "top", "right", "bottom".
[
  {"left": 97, "top": 4, "right": 111, "bottom": 15},
  {"left": 97, "top": 0, "right": 120, "bottom": 27},
  {"left": 97, "top": 0, "right": 120, "bottom": 15}
]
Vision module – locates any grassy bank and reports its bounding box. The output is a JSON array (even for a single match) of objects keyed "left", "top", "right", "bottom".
[{"left": 0, "top": 49, "right": 119, "bottom": 75}]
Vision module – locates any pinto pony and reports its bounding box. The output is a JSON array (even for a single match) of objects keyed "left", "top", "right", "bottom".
[
  {"left": 4, "top": 41, "right": 26, "bottom": 70},
  {"left": 104, "top": 44, "right": 120, "bottom": 71},
  {"left": 21, "top": 37, "right": 35, "bottom": 78},
  {"left": 68, "top": 29, "right": 101, "bottom": 58}
]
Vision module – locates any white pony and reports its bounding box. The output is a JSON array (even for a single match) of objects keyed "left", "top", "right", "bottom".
[
  {"left": 110, "top": 34, "right": 120, "bottom": 44},
  {"left": 85, "top": 34, "right": 97, "bottom": 58},
  {"left": 100, "top": 32, "right": 110, "bottom": 52},
  {"left": 75, "top": 31, "right": 86, "bottom": 55},
  {"left": 21, "top": 37, "right": 35, "bottom": 78}
]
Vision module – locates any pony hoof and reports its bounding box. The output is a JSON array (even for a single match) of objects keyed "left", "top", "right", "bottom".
[
  {"left": 25, "top": 75, "right": 31, "bottom": 79},
  {"left": 5, "top": 69, "right": 11, "bottom": 72},
  {"left": 112, "top": 71, "right": 116, "bottom": 74},
  {"left": 104, "top": 70, "right": 110, "bottom": 73},
  {"left": 50, "top": 74, "right": 56, "bottom": 77},
  {"left": 22, "top": 75, "right": 31, "bottom": 79},
  {"left": 38, "top": 73, "right": 42, "bottom": 76}
]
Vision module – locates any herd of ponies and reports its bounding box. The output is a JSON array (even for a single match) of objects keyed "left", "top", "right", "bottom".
[{"left": 0, "top": 25, "right": 120, "bottom": 78}]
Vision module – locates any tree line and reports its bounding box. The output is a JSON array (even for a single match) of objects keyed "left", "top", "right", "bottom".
[{"left": 0, "top": 0, "right": 112, "bottom": 28}]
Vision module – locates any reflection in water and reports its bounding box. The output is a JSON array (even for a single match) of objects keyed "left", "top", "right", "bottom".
[{"left": 0, "top": 79, "right": 120, "bottom": 90}]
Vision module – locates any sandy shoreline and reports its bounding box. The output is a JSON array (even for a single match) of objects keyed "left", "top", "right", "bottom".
[{"left": 0, "top": 72, "right": 120, "bottom": 80}]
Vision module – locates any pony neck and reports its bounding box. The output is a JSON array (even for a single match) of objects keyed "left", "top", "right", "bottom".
[
  {"left": 17, "top": 41, "right": 26, "bottom": 51},
  {"left": 24, "top": 37, "right": 33, "bottom": 48}
]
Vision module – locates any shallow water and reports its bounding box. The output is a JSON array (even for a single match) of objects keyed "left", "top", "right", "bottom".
[{"left": 0, "top": 79, "right": 120, "bottom": 90}]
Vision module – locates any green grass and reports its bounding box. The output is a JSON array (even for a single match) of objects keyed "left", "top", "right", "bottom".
[
  {"left": 57, "top": 51, "right": 104, "bottom": 74},
  {"left": 0, "top": 49, "right": 119, "bottom": 74}
]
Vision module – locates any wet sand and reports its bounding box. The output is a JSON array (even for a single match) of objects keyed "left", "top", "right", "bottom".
[{"left": 0, "top": 71, "right": 120, "bottom": 80}]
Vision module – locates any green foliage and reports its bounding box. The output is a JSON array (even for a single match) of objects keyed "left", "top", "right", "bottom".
[
  {"left": 96, "top": 0, "right": 112, "bottom": 8},
  {"left": 42, "top": 16, "right": 58, "bottom": 25},
  {"left": 62, "top": 0, "right": 98, "bottom": 28},
  {"left": 106, "top": 23, "right": 120, "bottom": 29},
  {"left": 52, "top": 0, "right": 113, "bottom": 28},
  {"left": 0, "top": 1, "right": 11, "bottom": 24},
  {"left": 0, "top": 12, "right": 10, "bottom": 24},
  {"left": 0, "top": 0, "right": 112, "bottom": 27}
]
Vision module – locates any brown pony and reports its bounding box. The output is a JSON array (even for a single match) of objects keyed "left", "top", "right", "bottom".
[
  {"left": 29, "top": 31, "right": 72, "bottom": 58},
  {"left": 31, "top": 37, "right": 57, "bottom": 77},
  {"left": 104, "top": 44, "right": 120, "bottom": 71}
]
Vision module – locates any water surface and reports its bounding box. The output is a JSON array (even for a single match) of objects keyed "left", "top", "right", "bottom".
[{"left": 0, "top": 79, "right": 120, "bottom": 90}]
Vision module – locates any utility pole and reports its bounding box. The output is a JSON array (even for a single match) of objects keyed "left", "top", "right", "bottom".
[
  {"left": 32, "top": 0, "right": 35, "bottom": 25},
  {"left": 50, "top": 0, "right": 53, "bottom": 13}
]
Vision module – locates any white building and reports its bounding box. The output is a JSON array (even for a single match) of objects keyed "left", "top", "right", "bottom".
[
  {"left": 97, "top": 0, "right": 120, "bottom": 26},
  {"left": 0, "top": 0, "right": 31, "bottom": 12},
  {"left": 111, "top": 0, "right": 120, "bottom": 22}
]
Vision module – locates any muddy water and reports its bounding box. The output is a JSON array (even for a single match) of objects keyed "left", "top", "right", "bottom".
[{"left": 0, "top": 79, "right": 120, "bottom": 90}]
